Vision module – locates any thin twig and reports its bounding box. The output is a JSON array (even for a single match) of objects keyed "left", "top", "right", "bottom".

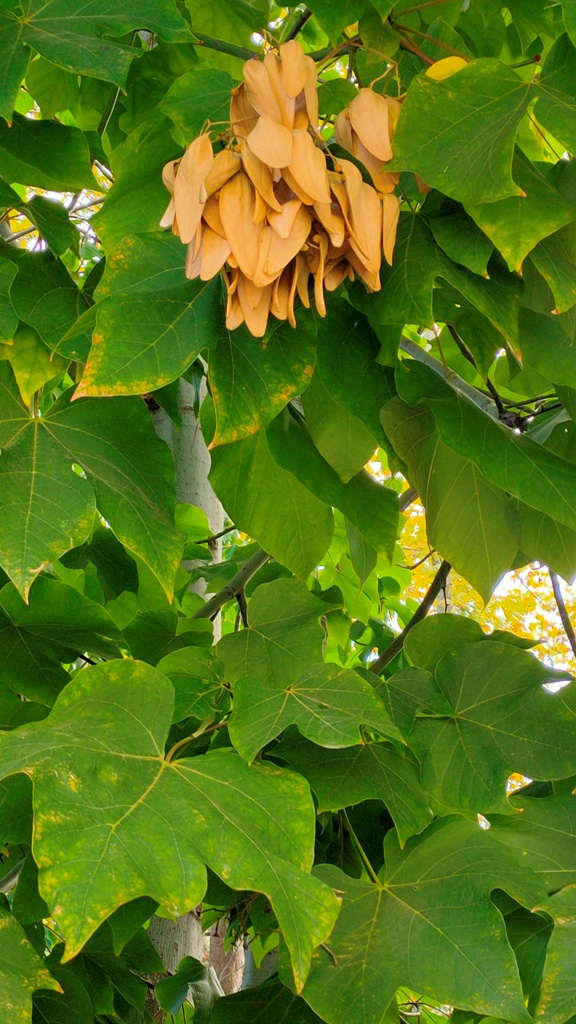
[
  {"left": 285, "top": 7, "right": 313, "bottom": 41},
  {"left": 237, "top": 588, "right": 249, "bottom": 628},
  {"left": 193, "top": 32, "right": 261, "bottom": 61},
  {"left": 2, "top": 224, "right": 36, "bottom": 243},
  {"left": 71, "top": 196, "right": 106, "bottom": 215},
  {"left": 192, "top": 548, "right": 271, "bottom": 620},
  {"left": 94, "top": 160, "right": 115, "bottom": 183},
  {"left": 549, "top": 570, "right": 576, "bottom": 660},
  {"left": 195, "top": 524, "right": 237, "bottom": 545},
  {"left": 399, "top": 486, "right": 419, "bottom": 512},
  {"left": 395, "top": 28, "right": 435, "bottom": 65},
  {"left": 393, "top": 0, "right": 458, "bottom": 17},
  {"left": 393, "top": 24, "right": 470, "bottom": 60},
  {"left": 369, "top": 560, "right": 452, "bottom": 674},
  {"left": 446, "top": 324, "right": 507, "bottom": 418},
  {"left": 399, "top": 548, "right": 436, "bottom": 570}
]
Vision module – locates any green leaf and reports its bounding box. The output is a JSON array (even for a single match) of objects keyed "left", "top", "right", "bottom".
[
  {"left": 534, "top": 34, "right": 576, "bottom": 153},
  {"left": 0, "top": 365, "right": 95, "bottom": 598},
  {"left": 52, "top": 305, "right": 97, "bottom": 364},
  {"left": 0, "top": 114, "right": 95, "bottom": 190},
  {"left": 364, "top": 216, "right": 522, "bottom": 354},
  {"left": 123, "top": 607, "right": 212, "bottom": 664},
  {"left": 78, "top": 260, "right": 222, "bottom": 396},
  {"left": 155, "top": 955, "right": 211, "bottom": 1014},
  {"left": 534, "top": 885, "right": 576, "bottom": 1024},
  {"left": 297, "top": 819, "right": 542, "bottom": 1024},
  {"left": 209, "top": 316, "right": 317, "bottom": 446},
  {"left": 517, "top": 308, "right": 576, "bottom": 388},
  {"left": 212, "top": 978, "right": 325, "bottom": 1023},
  {"left": 404, "top": 613, "right": 485, "bottom": 671},
  {"left": 376, "top": 664, "right": 451, "bottom": 732},
  {"left": 305, "top": 0, "right": 367, "bottom": 41},
  {"left": 0, "top": 323, "right": 67, "bottom": 405},
  {"left": 389, "top": 61, "right": 531, "bottom": 204},
  {"left": 517, "top": 502, "right": 576, "bottom": 584},
  {"left": 0, "top": 775, "right": 33, "bottom": 844},
  {"left": 0, "top": 364, "right": 181, "bottom": 599},
  {"left": 399, "top": 362, "right": 576, "bottom": 538},
  {"left": 0, "top": 260, "right": 17, "bottom": 342},
  {"left": 26, "top": 195, "right": 78, "bottom": 256},
  {"left": 94, "top": 231, "right": 195, "bottom": 300},
  {"left": 160, "top": 69, "right": 233, "bottom": 142},
  {"left": 0, "top": 575, "right": 123, "bottom": 704},
  {"left": 157, "top": 646, "right": 226, "bottom": 722},
  {"left": 465, "top": 150, "right": 576, "bottom": 272},
  {"left": 25, "top": 58, "right": 80, "bottom": 120},
  {"left": 91, "top": 118, "right": 181, "bottom": 250},
  {"left": 345, "top": 520, "right": 377, "bottom": 587},
  {"left": 0, "top": 25, "right": 29, "bottom": 125},
  {"left": 490, "top": 793, "right": 576, "bottom": 893},
  {"left": 0, "top": 660, "right": 340, "bottom": 990},
  {"left": 185, "top": 0, "right": 269, "bottom": 44},
  {"left": 530, "top": 227, "right": 576, "bottom": 313},
  {"left": 47, "top": 389, "right": 183, "bottom": 599},
  {"left": 506, "top": 904, "right": 552, "bottom": 1006},
  {"left": 9, "top": 252, "right": 90, "bottom": 351},
  {"left": 218, "top": 578, "right": 324, "bottom": 685},
  {"left": 267, "top": 410, "right": 399, "bottom": 562},
  {"left": 276, "top": 731, "right": 432, "bottom": 846},
  {"left": 317, "top": 78, "right": 359, "bottom": 115},
  {"left": 381, "top": 397, "right": 519, "bottom": 600},
  {"left": 32, "top": 965, "right": 93, "bottom": 1024},
  {"left": 410, "top": 641, "right": 576, "bottom": 813},
  {"left": 301, "top": 303, "right": 393, "bottom": 482},
  {"left": 0, "top": 0, "right": 190, "bottom": 120},
  {"left": 60, "top": 526, "right": 139, "bottom": 601},
  {"left": 210, "top": 429, "right": 334, "bottom": 579},
  {"left": 0, "top": 906, "right": 60, "bottom": 1022},
  {"left": 230, "top": 663, "right": 402, "bottom": 764},
  {"left": 429, "top": 210, "right": 493, "bottom": 277}
]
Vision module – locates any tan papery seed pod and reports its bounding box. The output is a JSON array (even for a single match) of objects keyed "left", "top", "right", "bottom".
[{"left": 160, "top": 41, "right": 403, "bottom": 336}]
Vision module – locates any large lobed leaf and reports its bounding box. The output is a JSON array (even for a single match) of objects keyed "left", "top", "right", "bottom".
[
  {"left": 0, "top": 0, "right": 190, "bottom": 121},
  {"left": 0, "top": 906, "right": 61, "bottom": 1023},
  {"left": 0, "top": 660, "right": 340, "bottom": 991},
  {"left": 0, "top": 363, "right": 183, "bottom": 599},
  {"left": 229, "top": 663, "right": 402, "bottom": 764},
  {"left": 409, "top": 641, "right": 576, "bottom": 814},
  {"left": 294, "top": 818, "right": 544, "bottom": 1024}
]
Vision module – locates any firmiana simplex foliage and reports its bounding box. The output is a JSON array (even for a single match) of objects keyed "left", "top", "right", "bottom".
[{"left": 0, "top": 1, "right": 576, "bottom": 1022}]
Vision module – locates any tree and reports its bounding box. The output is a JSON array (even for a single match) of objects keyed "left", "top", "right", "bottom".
[{"left": 0, "top": 1, "right": 576, "bottom": 1022}]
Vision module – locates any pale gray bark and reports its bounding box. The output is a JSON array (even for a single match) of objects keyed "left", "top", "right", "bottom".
[{"left": 148, "top": 377, "right": 226, "bottom": 1016}]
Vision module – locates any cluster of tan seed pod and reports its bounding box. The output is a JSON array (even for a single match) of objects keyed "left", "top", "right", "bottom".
[{"left": 161, "top": 40, "right": 402, "bottom": 337}]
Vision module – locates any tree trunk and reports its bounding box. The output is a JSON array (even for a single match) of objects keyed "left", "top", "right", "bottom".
[{"left": 147, "top": 378, "right": 225, "bottom": 1019}]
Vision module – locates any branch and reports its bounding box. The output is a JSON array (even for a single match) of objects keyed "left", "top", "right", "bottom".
[
  {"left": 369, "top": 560, "right": 451, "bottom": 674},
  {"left": 285, "top": 7, "right": 313, "bottom": 41},
  {"left": 192, "top": 32, "right": 262, "bottom": 61},
  {"left": 549, "top": 569, "right": 576, "bottom": 660},
  {"left": 446, "top": 324, "right": 507, "bottom": 419},
  {"left": 195, "top": 524, "right": 237, "bottom": 545},
  {"left": 399, "top": 486, "right": 419, "bottom": 512},
  {"left": 399, "top": 336, "right": 500, "bottom": 420},
  {"left": 393, "top": 0, "right": 459, "bottom": 16},
  {"left": 192, "top": 548, "right": 270, "bottom": 620}
]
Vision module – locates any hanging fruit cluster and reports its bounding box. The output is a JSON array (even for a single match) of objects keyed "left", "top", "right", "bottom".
[{"left": 161, "top": 40, "right": 401, "bottom": 337}]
